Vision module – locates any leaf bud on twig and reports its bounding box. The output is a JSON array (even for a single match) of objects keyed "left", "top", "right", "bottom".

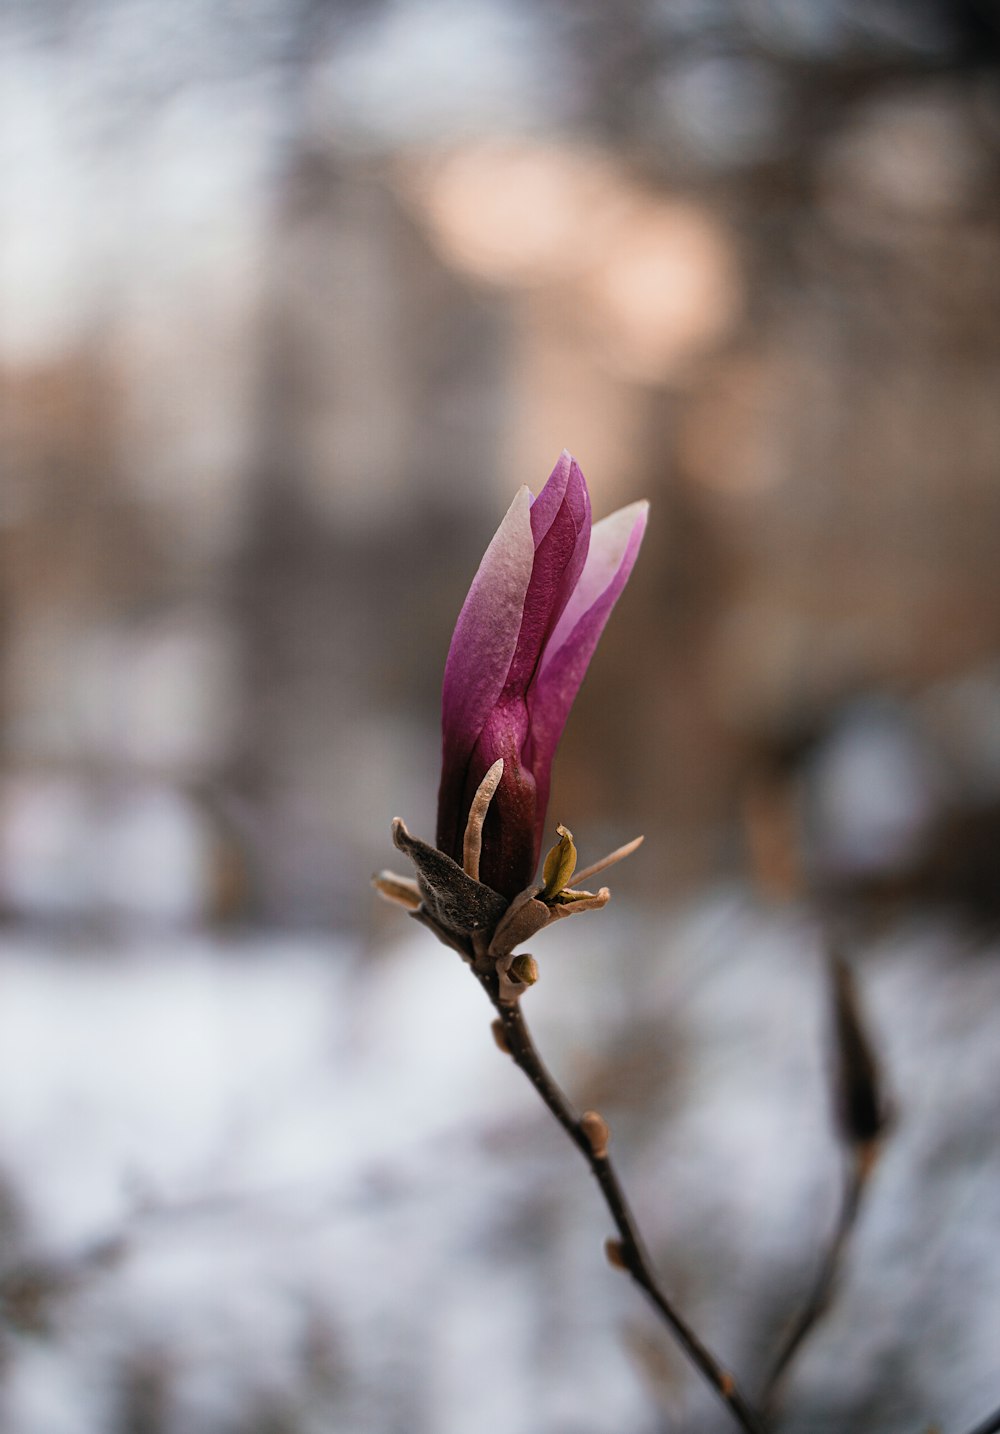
[
  {"left": 604, "top": 1237, "right": 627, "bottom": 1271},
  {"left": 509, "top": 954, "right": 539, "bottom": 987},
  {"left": 580, "top": 1109, "right": 611, "bottom": 1159}
]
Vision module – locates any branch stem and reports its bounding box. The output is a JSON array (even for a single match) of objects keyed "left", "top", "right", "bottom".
[{"left": 487, "top": 981, "right": 767, "bottom": 1434}]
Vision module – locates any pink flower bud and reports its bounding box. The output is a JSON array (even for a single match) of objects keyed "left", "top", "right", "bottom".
[{"left": 437, "top": 452, "right": 647, "bottom": 898}]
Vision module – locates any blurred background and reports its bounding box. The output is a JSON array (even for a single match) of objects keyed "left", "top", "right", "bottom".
[{"left": 1, "top": 1, "right": 999, "bottom": 1430}]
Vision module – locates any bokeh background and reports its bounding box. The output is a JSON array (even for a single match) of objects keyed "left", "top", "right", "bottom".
[{"left": 1, "top": 1, "right": 999, "bottom": 1431}]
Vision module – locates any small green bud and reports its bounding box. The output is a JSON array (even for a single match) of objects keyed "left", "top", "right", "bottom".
[{"left": 542, "top": 825, "right": 577, "bottom": 899}]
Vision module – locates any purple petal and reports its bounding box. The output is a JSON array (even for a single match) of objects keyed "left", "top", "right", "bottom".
[
  {"left": 526, "top": 500, "right": 648, "bottom": 846},
  {"left": 502, "top": 454, "right": 591, "bottom": 696},
  {"left": 538, "top": 499, "right": 648, "bottom": 677},
  {"left": 437, "top": 486, "right": 534, "bottom": 860},
  {"left": 526, "top": 449, "right": 572, "bottom": 547}
]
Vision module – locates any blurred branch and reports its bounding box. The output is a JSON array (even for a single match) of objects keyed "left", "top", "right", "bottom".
[
  {"left": 759, "top": 1142, "right": 874, "bottom": 1416},
  {"left": 761, "top": 948, "right": 889, "bottom": 1416},
  {"left": 0, "top": 1235, "right": 125, "bottom": 1337},
  {"left": 483, "top": 976, "right": 768, "bottom": 1434}
]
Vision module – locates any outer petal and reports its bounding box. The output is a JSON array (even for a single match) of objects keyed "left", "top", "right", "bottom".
[
  {"left": 437, "top": 486, "right": 534, "bottom": 861},
  {"left": 526, "top": 500, "right": 648, "bottom": 849},
  {"left": 464, "top": 699, "right": 538, "bottom": 898}
]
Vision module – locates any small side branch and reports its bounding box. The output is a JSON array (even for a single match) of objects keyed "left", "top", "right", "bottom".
[
  {"left": 759, "top": 1144, "right": 872, "bottom": 1416},
  {"left": 486, "top": 980, "right": 767, "bottom": 1434},
  {"left": 958, "top": 1405, "right": 1000, "bottom": 1434},
  {"left": 758, "top": 945, "right": 888, "bottom": 1415}
]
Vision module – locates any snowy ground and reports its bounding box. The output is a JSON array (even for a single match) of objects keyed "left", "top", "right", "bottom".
[{"left": 0, "top": 897, "right": 997, "bottom": 1433}]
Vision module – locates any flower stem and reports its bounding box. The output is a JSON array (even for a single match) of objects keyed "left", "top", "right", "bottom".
[{"left": 486, "top": 980, "right": 768, "bottom": 1434}]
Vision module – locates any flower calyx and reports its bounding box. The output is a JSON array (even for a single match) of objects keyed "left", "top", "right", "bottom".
[
  {"left": 373, "top": 761, "right": 643, "bottom": 1005},
  {"left": 388, "top": 818, "right": 507, "bottom": 939}
]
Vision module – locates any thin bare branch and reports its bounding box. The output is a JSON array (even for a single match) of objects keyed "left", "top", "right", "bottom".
[{"left": 483, "top": 973, "right": 767, "bottom": 1434}]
